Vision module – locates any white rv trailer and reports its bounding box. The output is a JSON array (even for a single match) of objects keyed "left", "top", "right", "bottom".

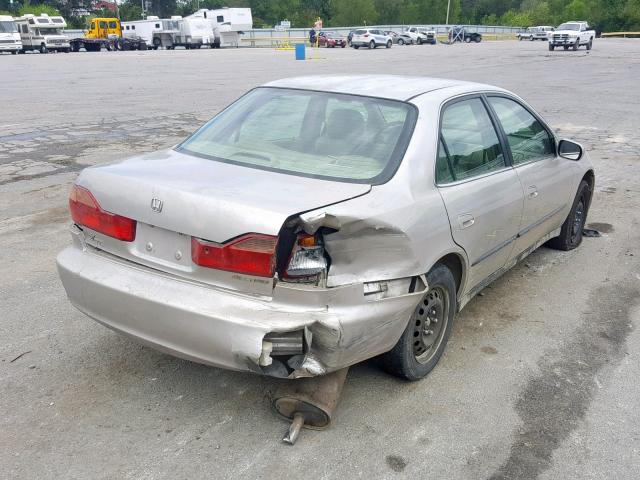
[
  {"left": 14, "top": 14, "right": 70, "bottom": 53},
  {"left": 14, "top": 13, "right": 70, "bottom": 53},
  {"left": 122, "top": 16, "right": 163, "bottom": 49},
  {"left": 188, "top": 8, "right": 253, "bottom": 47},
  {"left": 0, "top": 15, "right": 22, "bottom": 54},
  {"left": 152, "top": 16, "right": 215, "bottom": 49}
]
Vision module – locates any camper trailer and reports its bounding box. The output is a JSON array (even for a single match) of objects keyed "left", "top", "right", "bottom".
[
  {"left": 152, "top": 16, "right": 215, "bottom": 49},
  {"left": 188, "top": 8, "right": 252, "bottom": 47},
  {"left": 0, "top": 15, "right": 21, "bottom": 54},
  {"left": 14, "top": 14, "right": 70, "bottom": 53},
  {"left": 15, "top": 14, "right": 70, "bottom": 53},
  {"left": 122, "top": 16, "right": 163, "bottom": 49}
]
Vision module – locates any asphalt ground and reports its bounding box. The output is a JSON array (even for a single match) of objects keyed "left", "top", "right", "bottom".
[{"left": 1, "top": 39, "right": 639, "bottom": 479}]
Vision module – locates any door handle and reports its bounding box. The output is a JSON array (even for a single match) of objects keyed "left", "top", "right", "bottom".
[
  {"left": 528, "top": 185, "right": 539, "bottom": 198},
  {"left": 458, "top": 214, "right": 475, "bottom": 229}
]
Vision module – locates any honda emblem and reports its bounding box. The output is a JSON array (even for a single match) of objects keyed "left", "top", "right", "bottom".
[{"left": 150, "top": 197, "right": 163, "bottom": 213}]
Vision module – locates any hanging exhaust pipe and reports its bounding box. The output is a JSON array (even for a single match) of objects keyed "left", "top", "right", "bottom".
[{"left": 273, "top": 367, "right": 349, "bottom": 445}]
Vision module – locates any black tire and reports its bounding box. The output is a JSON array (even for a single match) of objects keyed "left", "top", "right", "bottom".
[
  {"left": 379, "top": 264, "right": 457, "bottom": 381},
  {"left": 417, "top": 37, "right": 423, "bottom": 45},
  {"left": 587, "top": 38, "right": 593, "bottom": 50},
  {"left": 398, "top": 38, "right": 405, "bottom": 45},
  {"left": 529, "top": 35, "right": 534, "bottom": 41},
  {"left": 386, "top": 40, "right": 392, "bottom": 48},
  {"left": 547, "top": 180, "right": 591, "bottom": 251},
  {"left": 464, "top": 36, "right": 471, "bottom": 43},
  {"left": 573, "top": 40, "right": 579, "bottom": 51},
  {"left": 11, "top": 50, "right": 17, "bottom": 55},
  {"left": 369, "top": 40, "right": 375, "bottom": 49},
  {"left": 519, "top": 36, "right": 522, "bottom": 41},
  {"left": 474, "top": 35, "right": 481, "bottom": 43},
  {"left": 39, "top": 44, "right": 47, "bottom": 54},
  {"left": 353, "top": 45, "right": 359, "bottom": 49},
  {"left": 549, "top": 43, "right": 554, "bottom": 51},
  {"left": 563, "top": 45, "right": 569, "bottom": 50}
]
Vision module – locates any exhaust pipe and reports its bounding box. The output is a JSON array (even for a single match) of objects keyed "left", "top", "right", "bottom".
[{"left": 272, "top": 367, "right": 349, "bottom": 445}]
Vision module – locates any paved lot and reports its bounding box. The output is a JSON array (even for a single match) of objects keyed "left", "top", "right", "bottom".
[{"left": 1, "top": 40, "right": 639, "bottom": 480}]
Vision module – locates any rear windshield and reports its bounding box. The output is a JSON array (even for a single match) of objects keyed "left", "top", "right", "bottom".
[
  {"left": 178, "top": 87, "right": 416, "bottom": 184},
  {"left": 354, "top": 29, "right": 367, "bottom": 35}
]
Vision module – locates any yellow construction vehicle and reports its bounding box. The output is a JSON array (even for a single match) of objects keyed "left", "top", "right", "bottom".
[{"left": 69, "top": 17, "right": 147, "bottom": 52}]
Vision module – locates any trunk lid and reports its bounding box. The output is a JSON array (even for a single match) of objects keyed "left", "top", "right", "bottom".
[{"left": 76, "top": 149, "right": 370, "bottom": 294}]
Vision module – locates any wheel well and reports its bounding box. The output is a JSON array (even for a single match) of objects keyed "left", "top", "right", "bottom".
[{"left": 435, "top": 253, "right": 464, "bottom": 296}]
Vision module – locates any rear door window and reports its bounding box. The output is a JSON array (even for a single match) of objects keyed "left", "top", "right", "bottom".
[
  {"left": 437, "top": 97, "right": 506, "bottom": 183},
  {"left": 488, "top": 96, "right": 554, "bottom": 165}
]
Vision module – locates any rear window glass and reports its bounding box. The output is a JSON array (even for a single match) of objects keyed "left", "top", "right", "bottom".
[
  {"left": 354, "top": 29, "right": 367, "bottom": 34},
  {"left": 178, "top": 87, "right": 416, "bottom": 184}
]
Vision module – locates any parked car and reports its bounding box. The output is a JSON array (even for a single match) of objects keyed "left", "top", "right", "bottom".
[
  {"left": 449, "top": 26, "right": 482, "bottom": 43},
  {"left": 517, "top": 26, "right": 554, "bottom": 41},
  {"left": 57, "top": 75, "right": 594, "bottom": 381},
  {"left": 350, "top": 28, "right": 392, "bottom": 49},
  {"left": 549, "top": 21, "right": 595, "bottom": 51},
  {"left": 385, "top": 30, "right": 402, "bottom": 44},
  {"left": 395, "top": 32, "right": 415, "bottom": 45},
  {"left": 318, "top": 31, "right": 346, "bottom": 48},
  {"left": 418, "top": 27, "right": 437, "bottom": 44}
]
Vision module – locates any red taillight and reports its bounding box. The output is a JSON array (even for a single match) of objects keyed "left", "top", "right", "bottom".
[
  {"left": 191, "top": 234, "right": 278, "bottom": 277},
  {"left": 69, "top": 185, "right": 136, "bottom": 242},
  {"left": 363, "top": 34, "right": 369, "bottom": 37}
]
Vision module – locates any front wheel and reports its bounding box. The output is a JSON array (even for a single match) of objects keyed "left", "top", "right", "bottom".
[
  {"left": 573, "top": 40, "right": 579, "bottom": 51},
  {"left": 353, "top": 45, "right": 359, "bottom": 49},
  {"left": 386, "top": 40, "right": 392, "bottom": 48},
  {"left": 547, "top": 180, "right": 591, "bottom": 251},
  {"left": 464, "top": 36, "right": 471, "bottom": 43},
  {"left": 379, "top": 264, "right": 457, "bottom": 381},
  {"left": 549, "top": 43, "right": 555, "bottom": 51},
  {"left": 398, "top": 38, "right": 405, "bottom": 45},
  {"left": 529, "top": 35, "right": 534, "bottom": 41},
  {"left": 39, "top": 44, "right": 48, "bottom": 54}
]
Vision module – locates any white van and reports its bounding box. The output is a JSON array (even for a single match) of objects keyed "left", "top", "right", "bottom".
[
  {"left": 14, "top": 13, "right": 70, "bottom": 53},
  {"left": 0, "top": 15, "right": 22, "bottom": 54}
]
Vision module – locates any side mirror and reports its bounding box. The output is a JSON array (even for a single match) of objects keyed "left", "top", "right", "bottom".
[{"left": 558, "top": 139, "right": 583, "bottom": 161}]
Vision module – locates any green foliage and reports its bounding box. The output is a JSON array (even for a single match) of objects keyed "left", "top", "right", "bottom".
[
  {"left": 7, "top": 0, "right": 640, "bottom": 32},
  {"left": 18, "top": 3, "right": 61, "bottom": 16}
]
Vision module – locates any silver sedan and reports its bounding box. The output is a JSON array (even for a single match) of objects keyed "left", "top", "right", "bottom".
[{"left": 57, "top": 75, "right": 594, "bottom": 381}]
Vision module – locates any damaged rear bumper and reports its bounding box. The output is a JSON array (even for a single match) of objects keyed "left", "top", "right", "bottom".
[{"left": 57, "top": 241, "right": 424, "bottom": 378}]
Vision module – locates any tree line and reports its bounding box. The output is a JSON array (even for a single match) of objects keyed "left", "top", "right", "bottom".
[{"left": 2, "top": 0, "right": 639, "bottom": 32}]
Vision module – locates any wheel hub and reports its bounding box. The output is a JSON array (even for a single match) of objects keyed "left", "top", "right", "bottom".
[{"left": 412, "top": 287, "right": 447, "bottom": 363}]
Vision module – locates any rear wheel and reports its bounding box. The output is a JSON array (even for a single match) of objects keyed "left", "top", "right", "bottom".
[
  {"left": 398, "top": 38, "right": 405, "bottom": 45},
  {"left": 39, "top": 44, "right": 47, "bottom": 54},
  {"left": 547, "top": 180, "right": 591, "bottom": 251},
  {"left": 464, "top": 36, "right": 471, "bottom": 43},
  {"left": 417, "top": 37, "right": 423, "bottom": 45},
  {"left": 573, "top": 39, "right": 579, "bottom": 51},
  {"left": 353, "top": 45, "right": 359, "bottom": 49},
  {"left": 369, "top": 40, "right": 375, "bottom": 49},
  {"left": 587, "top": 38, "right": 593, "bottom": 50},
  {"left": 529, "top": 35, "right": 534, "bottom": 41},
  {"left": 11, "top": 50, "right": 17, "bottom": 55},
  {"left": 386, "top": 40, "right": 392, "bottom": 48},
  {"left": 563, "top": 45, "right": 569, "bottom": 50},
  {"left": 379, "top": 264, "right": 457, "bottom": 381}
]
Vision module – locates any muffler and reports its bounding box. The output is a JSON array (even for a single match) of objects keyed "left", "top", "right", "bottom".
[{"left": 272, "top": 367, "right": 349, "bottom": 445}]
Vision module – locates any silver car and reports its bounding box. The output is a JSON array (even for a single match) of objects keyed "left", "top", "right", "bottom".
[{"left": 57, "top": 75, "right": 594, "bottom": 381}]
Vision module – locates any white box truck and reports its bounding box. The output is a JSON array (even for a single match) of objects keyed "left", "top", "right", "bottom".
[
  {"left": 0, "top": 15, "right": 22, "bottom": 54},
  {"left": 14, "top": 13, "right": 70, "bottom": 53}
]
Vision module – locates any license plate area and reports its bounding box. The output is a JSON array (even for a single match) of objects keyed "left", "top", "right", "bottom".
[{"left": 132, "top": 223, "right": 192, "bottom": 272}]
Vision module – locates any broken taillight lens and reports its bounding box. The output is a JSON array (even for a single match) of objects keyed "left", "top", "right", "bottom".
[
  {"left": 191, "top": 234, "right": 278, "bottom": 277},
  {"left": 284, "top": 233, "right": 327, "bottom": 281},
  {"left": 69, "top": 184, "right": 136, "bottom": 242}
]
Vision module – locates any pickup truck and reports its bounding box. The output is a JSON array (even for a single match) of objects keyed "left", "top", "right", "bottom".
[
  {"left": 549, "top": 21, "right": 595, "bottom": 51},
  {"left": 404, "top": 26, "right": 436, "bottom": 45},
  {"left": 449, "top": 26, "right": 482, "bottom": 43},
  {"left": 517, "top": 26, "right": 554, "bottom": 41}
]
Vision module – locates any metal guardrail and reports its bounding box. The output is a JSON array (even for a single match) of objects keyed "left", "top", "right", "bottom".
[{"left": 601, "top": 32, "right": 640, "bottom": 37}]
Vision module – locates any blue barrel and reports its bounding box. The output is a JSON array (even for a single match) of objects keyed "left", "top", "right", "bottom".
[{"left": 295, "top": 43, "right": 305, "bottom": 60}]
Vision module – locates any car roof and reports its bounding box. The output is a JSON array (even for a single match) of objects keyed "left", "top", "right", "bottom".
[{"left": 264, "top": 75, "right": 503, "bottom": 101}]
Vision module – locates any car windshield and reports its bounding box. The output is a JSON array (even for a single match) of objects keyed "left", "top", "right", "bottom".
[
  {"left": 558, "top": 23, "right": 580, "bottom": 31},
  {"left": 43, "top": 28, "right": 63, "bottom": 35},
  {"left": 178, "top": 87, "right": 416, "bottom": 184},
  {"left": 0, "top": 21, "right": 18, "bottom": 33}
]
